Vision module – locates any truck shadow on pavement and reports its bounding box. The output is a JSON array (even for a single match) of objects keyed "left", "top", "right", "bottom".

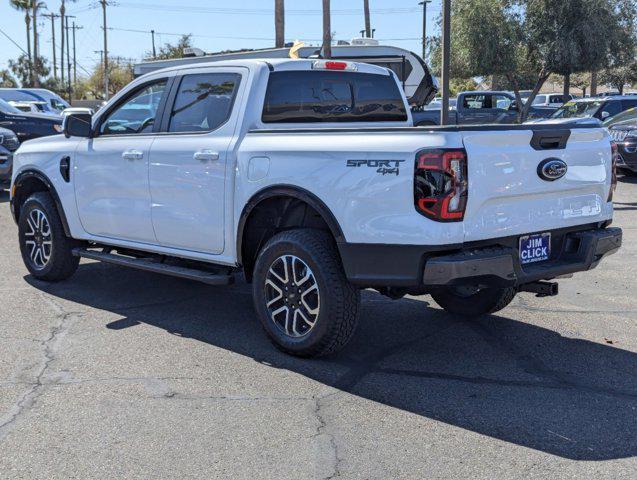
[
  {"left": 0, "top": 190, "right": 9, "bottom": 203},
  {"left": 27, "top": 261, "right": 637, "bottom": 461}
]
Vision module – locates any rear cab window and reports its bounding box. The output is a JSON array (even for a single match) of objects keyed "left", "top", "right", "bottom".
[{"left": 262, "top": 70, "right": 408, "bottom": 123}]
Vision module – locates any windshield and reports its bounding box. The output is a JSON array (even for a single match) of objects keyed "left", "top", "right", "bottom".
[
  {"left": 0, "top": 98, "right": 22, "bottom": 114},
  {"left": 604, "top": 107, "right": 637, "bottom": 127},
  {"left": 551, "top": 101, "right": 603, "bottom": 119}
]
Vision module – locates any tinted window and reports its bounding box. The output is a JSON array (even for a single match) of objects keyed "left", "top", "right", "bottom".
[
  {"left": 622, "top": 99, "right": 637, "bottom": 110},
  {"left": 493, "top": 94, "right": 512, "bottom": 110},
  {"left": 168, "top": 73, "right": 240, "bottom": 133},
  {"left": 100, "top": 80, "right": 167, "bottom": 135},
  {"left": 551, "top": 101, "right": 603, "bottom": 119},
  {"left": 364, "top": 61, "right": 413, "bottom": 82},
  {"left": 262, "top": 71, "right": 407, "bottom": 123},
  {"left": 600, "top": 101, "right": 622, "bottom": 119},
  {"left": 463, "top": 94, "right": 488, "bottom": 109}
]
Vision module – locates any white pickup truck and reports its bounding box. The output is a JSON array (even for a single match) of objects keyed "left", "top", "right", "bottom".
[{"left": 10, "top": 59, "right": 622, "bottom": 357}]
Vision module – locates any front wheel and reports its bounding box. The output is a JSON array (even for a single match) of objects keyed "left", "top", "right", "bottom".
[
  {"left": 18, "top": 192, "right": 79, "bottom": 282},
  {"left": 431, "top": 286, "right": 516, "bottom": 317},
  {"left": 252, "top": 229, "right": 360, "bottom": 358}
]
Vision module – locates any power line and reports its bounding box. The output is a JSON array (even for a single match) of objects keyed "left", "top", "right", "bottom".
[
  {"left": 0, "top": 26, "right": 29, "bottom": 56},
  {"left": 74, "top": 2, "right": 422, "bottom": 16}
]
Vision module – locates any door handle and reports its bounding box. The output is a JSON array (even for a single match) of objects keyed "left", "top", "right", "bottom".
[
  {"left": 122, "top": 150, "right": 144, "bottom": 161},
  {"left": 193, "top": 150, "right": 220, "bottom": 162}
]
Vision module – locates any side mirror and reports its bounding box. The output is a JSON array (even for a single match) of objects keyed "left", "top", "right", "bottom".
[
  {"left": 601, "top": 111, "right": 610, "bottom": 120},
  {"left": 509, "top": 101, "right": 519, "bottom": 111},
  {"left": 63, "top": 113, "right": 92, "bottom": 138}
]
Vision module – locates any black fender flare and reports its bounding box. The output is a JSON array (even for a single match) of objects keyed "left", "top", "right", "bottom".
[
  {"left": 236, "top": 185, "right": 345, "bottom": 264},
  {"left": 11, "top": 169, "right": 72, "bottom": 237}
]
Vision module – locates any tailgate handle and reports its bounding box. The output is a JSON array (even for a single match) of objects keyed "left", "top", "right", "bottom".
[{"left": 530, "top": 130, "right": 571, "bottom": 151}]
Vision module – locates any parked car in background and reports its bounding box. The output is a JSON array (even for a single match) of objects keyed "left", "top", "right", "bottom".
[
  {"left": 412, "top": 91, "right": 555, "bottom": 126},
  {"left": 8, "top": 100, "right": 50, "bottom": 114},
  {"left": 0, "top": 89, "right": 63, "bottom": 116},
  {"left": 0, "top": 126, "right": 19, "bottom": 191},
  {"left": 549, "top": 96, "right": 637, "bottom": 122},
  {"left": 0, "top": 99, "right": 63, "bottom": 142},
  {"left": 18, "top": 88, "right": 70, "bottom": 114},
  {"left": 605, "top": 107, "right": 637, "bottom": 175},
  {"left": 532, "top": 93, "right": 573, "bottom": 108}
]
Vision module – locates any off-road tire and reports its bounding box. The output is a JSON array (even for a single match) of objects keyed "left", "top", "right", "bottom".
[
  {"left": 252, "top": 229, "right": 360, "bottom": 358},
  {"left": 431, "top": 286, "right": 517, "bottom": 317},
  {"left": 18, "top": 192, "right": 79, "bottom": 282}
]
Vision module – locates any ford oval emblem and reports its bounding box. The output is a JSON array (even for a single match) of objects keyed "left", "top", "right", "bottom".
[{"left": 537, "top": 158, "right": 568, "bottom": 182}]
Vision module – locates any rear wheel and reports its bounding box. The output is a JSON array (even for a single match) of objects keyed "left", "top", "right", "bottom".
[
  {"left": 252, "top": 229, "right": 360, "bottom": 358},
  {"left": 431, "top": 285, "right": 516, "bottom": 317},
  {"left": 18, "top": 192, "right": 79, "bottom": 282}
]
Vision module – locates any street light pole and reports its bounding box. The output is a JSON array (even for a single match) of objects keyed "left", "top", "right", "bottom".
[
  {"left": 419, "top": 0, "right": 431, "bottom": 62},
  {"left": 440, "top": 0, "right": 451, "bottom": 125}
]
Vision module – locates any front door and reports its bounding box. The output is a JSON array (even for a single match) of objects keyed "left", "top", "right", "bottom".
[
  {"left": 149, "top": 69, "right": 244, "bottom": 254},
  {"left": 74, "top": 78, "right": 169, "bottom": 243}
]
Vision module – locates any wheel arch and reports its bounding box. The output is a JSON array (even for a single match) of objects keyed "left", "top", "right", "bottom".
[
  {"left": 237, "top": 185, "right": 345, "bottom": 281},
  {"left": 11, "top": 169, "right": 71, "bottom": 237}
]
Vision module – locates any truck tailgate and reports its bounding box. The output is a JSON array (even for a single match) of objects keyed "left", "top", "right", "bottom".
[{"left": 461, "top": 127, "right": 613, "bottom": 242}]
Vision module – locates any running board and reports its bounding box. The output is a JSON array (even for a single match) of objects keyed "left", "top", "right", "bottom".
[{"left": 72, "top": 248, "right": 234, "bottom": 286}]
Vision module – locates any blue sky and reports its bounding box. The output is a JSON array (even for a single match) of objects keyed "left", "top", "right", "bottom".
[{"left": 1, "top": 0, "right": 442, "bottom": 77}]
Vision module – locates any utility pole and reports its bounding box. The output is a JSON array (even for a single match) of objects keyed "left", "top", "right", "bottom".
[
  {"left": 32, "top": 0, "right": 40, "bottom": 87},
  {"left": 43, "top": 13, "right": 60, "bottom": 80},
  {"left": 322, "top": 0, "right": 331, "bottom": 58},
  {"left": 363, "top": 0, "right": 371, "bottom": 38},
  {"left": 60, "top": 1, "right": 66, "bottom": 90},
  {"left": 151, "top": 30, "right": 156, "bottom": 58},
  {"left": 62, "top": 15, "right": 76, "bottom": 101},
  {"left": 100, "top": 0, "right": 110, "bottom": 100},
  {"left": 71, "top": 22, "right": 83, "bottom": 86},
  {"left": 419, "top": 0, "right": 431, "bottom": 62},
  {"left": 440, "top": 0, "right": 451, "bottom": 125},
  {"left": 275, "top": 0, "right": 285, "bottom": 48}
]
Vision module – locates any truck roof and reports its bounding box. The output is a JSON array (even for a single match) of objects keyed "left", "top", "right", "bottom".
[{"left": 148, "top": 58, "right": 394, "bottom": 78}]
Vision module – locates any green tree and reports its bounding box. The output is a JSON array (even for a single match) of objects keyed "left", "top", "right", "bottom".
[
  {"left": 8, "top": 53, "right": 49, "bottom": 87},
  {"left": 146, "top": 35, "right": 193, "bottom": 61},
  {"left": 0, "top": 70, "right": 18, "bottom": 88},
  {"left": 435, "top": 0, "right": 624, "bottom": 121},
  {"left": 85, "top": 59, "right": 134, "bottom": 99},
  {"left": 598, "top": 0, "right": 637, "bottom": 95},
  {"left": 10, "top": 0, "right": 33, "bottom": 84}
]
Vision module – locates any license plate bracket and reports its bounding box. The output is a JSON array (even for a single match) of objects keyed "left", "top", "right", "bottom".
[{"left": 519, "top": 233, "right": 551, "bottom": 265}]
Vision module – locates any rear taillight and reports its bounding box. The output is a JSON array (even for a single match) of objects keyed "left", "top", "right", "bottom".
[
  {"left": 609, "top": 142, "right": 618, "bottom": 202},
  {"left": 414, "top": 149, "right": 468, "bottom": 222}
]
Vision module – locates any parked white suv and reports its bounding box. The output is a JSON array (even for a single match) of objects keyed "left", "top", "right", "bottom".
[{"left": 10, "top": 59, "right": 622, "bottom": 357}]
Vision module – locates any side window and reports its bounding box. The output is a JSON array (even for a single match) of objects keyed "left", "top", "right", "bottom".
[
  {"left": 493, "top": 94, "right": 512, "bottom": 110},
  {"left": 602, "top": 101, "right": 622, "bottom": 118},
  {"left": 262, "top": 71, "right": 407, "bottom": 123},
  {"left": 622, "top": 99, "right": 637, "bottom": 110},
  {"left": 463, "top": 94, "right": 487, "bottom": 109},
  {"left": 168, "top": 73, "right": 240, "bottom": 133},
  {"left": 99, "top": 80, "right": 167, "bottom": 135}
]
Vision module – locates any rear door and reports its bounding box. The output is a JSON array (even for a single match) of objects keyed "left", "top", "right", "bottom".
[
  {"left": 461, "top": 126, "right": 613, "bottom": 242},
  {"left": 148, "top": 68, "right": 245, "bottom": 254}
]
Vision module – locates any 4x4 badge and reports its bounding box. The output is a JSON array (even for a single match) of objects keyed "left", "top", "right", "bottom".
[{"left": 347, "top": 159, "right": 405, "bottom": 176}]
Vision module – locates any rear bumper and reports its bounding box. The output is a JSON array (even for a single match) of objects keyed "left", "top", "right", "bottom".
[{"left": 339, "top": 225, "right": 621, "bottom": 288}]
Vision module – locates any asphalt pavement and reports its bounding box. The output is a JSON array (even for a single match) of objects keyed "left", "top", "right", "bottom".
[{"left": 0, "top": 177, "right": 635, "bottom": 479}]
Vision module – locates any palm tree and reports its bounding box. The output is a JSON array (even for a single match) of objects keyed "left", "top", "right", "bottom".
[
  {"left": 31, "top": 0, "right": 43, "bottom": 87},
  {"left": 275, "top": 0, "right": 284, "bottom": 48},
  {"left": 10, "top": 0, "right": 32, "bottom": 83},
  {"left": 322, "top": 0, "right": 331, "bottom": 58}
]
